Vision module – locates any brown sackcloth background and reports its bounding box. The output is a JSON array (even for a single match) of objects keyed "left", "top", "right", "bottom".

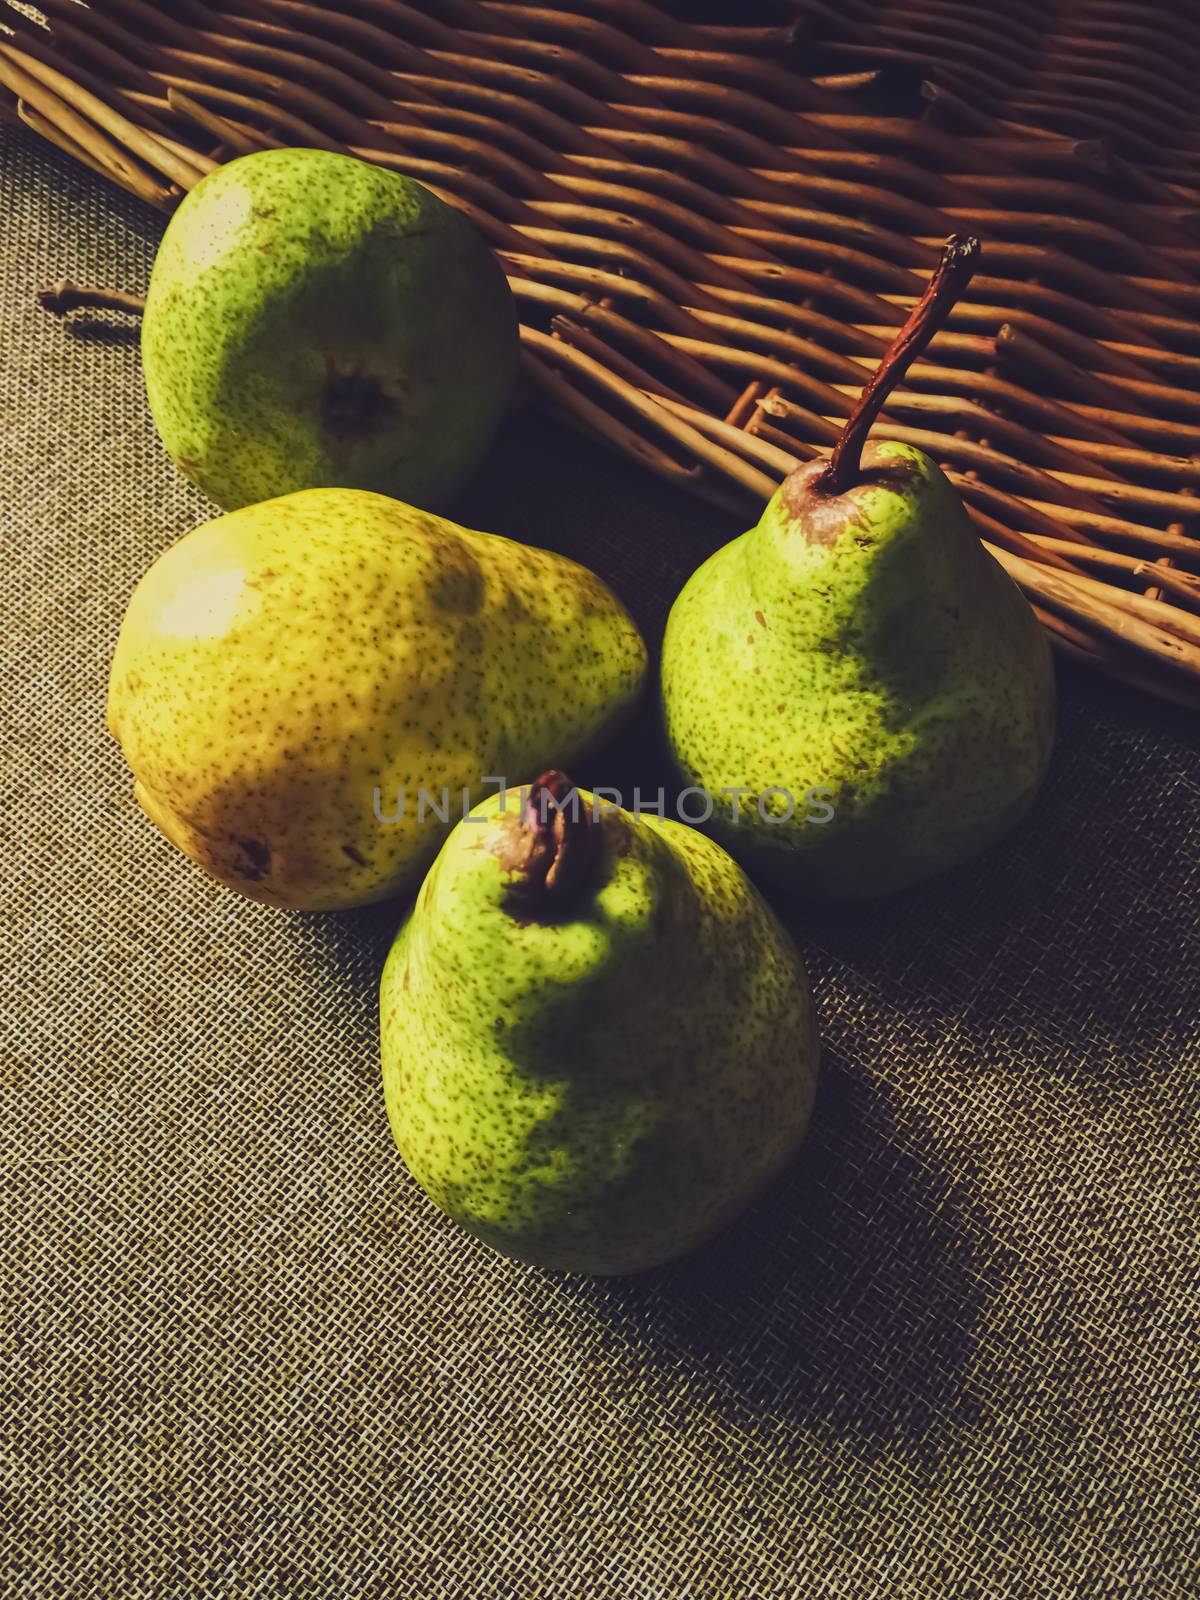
[{"left": 2, "top": 125, "right": 1198, "bottom": 1598}]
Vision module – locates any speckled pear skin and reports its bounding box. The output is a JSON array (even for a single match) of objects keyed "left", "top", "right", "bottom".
[
  {"left": 141, "top": 148, "right": 518, "bottom": 511},
  {"left": 661, "top": 441, "right": 1055, "bottom": 898},
  {"left": 107, "top": 491, "right": 647, "bottom": 910},
  {"left": 380, "top": 787, "right": 819, "bottom": 1274}
]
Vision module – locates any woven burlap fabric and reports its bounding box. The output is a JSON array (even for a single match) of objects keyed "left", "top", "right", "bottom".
[{"left": 2, "top": 124, "right": 1198, "bottom": 1598}]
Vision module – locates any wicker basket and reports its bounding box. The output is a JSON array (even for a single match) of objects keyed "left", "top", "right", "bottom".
[{"left": 3, "top": 0, "right": 1199, "bottom": 708}]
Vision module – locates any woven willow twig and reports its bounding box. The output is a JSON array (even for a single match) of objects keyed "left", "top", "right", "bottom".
[
  {"left": 785, "top": 0, "right": 1200, "bottom": 175},
  {"left": 4, "top": 0, "right": 1200, "bottom": 709}
]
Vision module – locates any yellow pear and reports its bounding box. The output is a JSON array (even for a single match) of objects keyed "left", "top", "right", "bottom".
[{"left": 108, "top": 489, "right": 647, "bottom": 909}]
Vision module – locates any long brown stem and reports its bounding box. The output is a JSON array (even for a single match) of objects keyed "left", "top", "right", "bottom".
[
  {"left": 37, "top": 280, "right": 146, "bottom": 317},
  {"left": 818, "top": 235, "right": 980, "bottom": 495}
]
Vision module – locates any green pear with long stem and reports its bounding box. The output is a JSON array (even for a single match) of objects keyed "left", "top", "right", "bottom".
[
  {"left": 380, "top": 772, "right": 820, "bottom": 1274},
  {"left": 661, "top": 237, "right": 1055, "bottom": 898}
]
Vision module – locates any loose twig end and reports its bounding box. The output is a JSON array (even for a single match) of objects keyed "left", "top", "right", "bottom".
[{"left": 36, "top": 280, "right": 147, "bottom": 317}]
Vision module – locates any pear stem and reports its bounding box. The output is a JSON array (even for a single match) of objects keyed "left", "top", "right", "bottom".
[
  {"left": 37, "top": 280, "right": 146, "bottom": 317},
  {"left": 818, "top": 234, "right": 980, "bottom": 496},
  {"left": 498, "top": 770, "right": 598, "bottom": 914}
]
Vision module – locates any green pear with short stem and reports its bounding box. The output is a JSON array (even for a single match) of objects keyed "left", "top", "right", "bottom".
[
  {"left": 380, "top": 772, "right": 820, "bottom": 1274},
  {"left": 661, "top": 237, "right": 1055, "bottom": 898}
]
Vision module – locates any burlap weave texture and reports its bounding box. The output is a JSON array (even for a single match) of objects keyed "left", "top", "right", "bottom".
[{"left": 1, "top": 127, "right": 1197, "bottom": 1599}]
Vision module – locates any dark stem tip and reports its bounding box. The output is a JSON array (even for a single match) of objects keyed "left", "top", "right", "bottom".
[{"left": 942, "top": 232, "right": 981, "bottom": 272}]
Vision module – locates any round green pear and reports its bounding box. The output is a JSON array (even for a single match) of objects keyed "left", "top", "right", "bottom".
[
  {"left": 141, "top": 148, "right": 518, "bottom": 511},
  {"left": 107, "top": 491, "right": 647, "bottom": 910},
  {"left": 662, "top": 238, "right": 1055, "bottom": 898},
  {"left": 380, "top": 774, "right": 820, "bottom": 1274}
]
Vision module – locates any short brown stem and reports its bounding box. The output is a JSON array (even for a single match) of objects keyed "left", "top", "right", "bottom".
[
  {"left": 818, "top": 235, "right": 980, "bottom": 496},
  {"left": 37, "top": 280, "right": 147, "bottom": 317},
  {"left": 493, "top": 770, "right": 599, "bottom": 915}
]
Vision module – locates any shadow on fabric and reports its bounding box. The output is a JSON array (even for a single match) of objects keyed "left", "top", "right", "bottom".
[
  {"left": 570, "top": 1052, "right": 990, "bottom": 1459},
  {"left": 64, "top": 316, "right": 142, "bottom": 346}
]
